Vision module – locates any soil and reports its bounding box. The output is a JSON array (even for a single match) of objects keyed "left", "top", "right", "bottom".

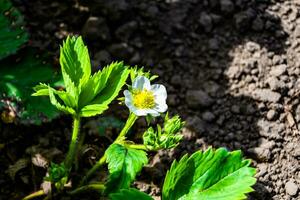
[{"left": 1, "top": 0, "right": 300, "bottom": 199}]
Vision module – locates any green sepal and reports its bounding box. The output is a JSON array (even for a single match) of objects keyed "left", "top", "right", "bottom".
[{"left": 129, "top": 66, "right": 158, "bottom": 83}]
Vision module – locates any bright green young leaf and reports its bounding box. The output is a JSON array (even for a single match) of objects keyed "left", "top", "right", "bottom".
[
  {"left": 79, "top": 62, "right": 122, "bottom": 107},
  {"left": 162, "top": 148, "right": 256, "bottom": 200},
  {"left": 32, "top": 83, "right": 49, "bottom": 96},
  {"left": 0, "top": 0, "right": 28, "bottom": 59},
  {"left": 0, "top": 51, "right": 61, "bottom": 124},
  {"left": 109, "top": 188, "right": 153, "bottom": 200},
  {"left": 105, "top": 144, "right": 148, "bottom": 194},
  {"left": 59, "top": 36, "right": 91, "bottom": 89},
  {"left": 79, "top": 104, "right": 108, "bottom": 117},
  {"left": 91, "top": 63, "right": 129, "bottom": 105},
  {"left": 48, "top": 87, "right": 75, "bottom": 115},
  {"left": 79, "top": 62, "right": 130, "bottom": 115}
]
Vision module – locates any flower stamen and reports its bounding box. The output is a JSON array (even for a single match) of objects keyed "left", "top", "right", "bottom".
[{"left": 133, "top": 89, "right": 155, "bottom": 109}]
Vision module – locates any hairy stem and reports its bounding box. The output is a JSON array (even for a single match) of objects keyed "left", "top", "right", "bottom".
[
  {"left": 22, "top": 190, "right": 45, "bottom": 200},
  {"left": 65, "top": 115, "right": 81, "bottom": 171},
  {"left": 69, "top": 183, "right": 105, "bottom": 195},
  {"left": 115, "top": 113, "right": 138, "bottom": 142},
  {"left": 80, "top": 113, "right": 137, "bottom": 185},
  {"left": 124, "top": 143, "right": 148, "bottom": 151}
]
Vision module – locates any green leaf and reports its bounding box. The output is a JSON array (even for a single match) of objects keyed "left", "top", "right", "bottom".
[
  {"left": 48, "top": 87, "right": 75, "bottom": 115},
  {"left": 21, "top": 96, "right": 60, "bottom": 125},
  {"left": 32, "top": 83, "right": 49, "bottom": 96},
  {"left": 79, "top": 62, "right": 130, "bottom": 115},
  {"left": 59, "top": 36, "right": 91, "bottom": 89},
  {"left": 0, "top": 0, "right": 28, "bottom": 59},
  {"left": 91, "top": 63, "right": 129, "bottom": 106},
  {"left": 0, "top": 50, "right": 61, "bottom": 124},
  {"left": 79, "top": 62, "right": 120, "bottom": 107},
  {"left": 79, "top": 104, "right": 108, "bottom": 117},
  {"left": 162, "top": 148, "right": 256, "bottom": 200},
  {"left": 105, "top": 144, "right": 148, "bottom": 194},
  {"left": 109, "top": 188, "right": 153, "bottom": 200}
]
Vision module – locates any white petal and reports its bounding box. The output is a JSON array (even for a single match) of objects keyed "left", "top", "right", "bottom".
[
  {"left": 132, "top": 109, "right": 148, "bottom": 116},
  {"left": 124, "top": 90, "right": 133, "bottom": 104},
  {"left": 151, "top": 84, "right": 167, "bottom": 100},
  {"left": 150, "top": 111, "right": 160, "bottom": 117},
  {"left": 154, "top": 102, "right": 168, "bottom": 113},
  {"left": 124, "top": 90, "right": 135, "bottom": 110},
  {"left": 133, "top": 76, "right": 151, "bottom": 90},
  {"left": 132, "top": 108, "right": 160, "bottom": 117}
]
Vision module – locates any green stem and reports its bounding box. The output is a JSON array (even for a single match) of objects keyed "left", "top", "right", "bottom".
[
  {"left": 69, "top": 183, "right": 105, "bottom": 195},
  {"left": 115, "top": 113, "right": 138, "bottom": 142},
  {"left": 80, "top": 113, "right": 137, "bottom": 185},
  {"left": 65, "top": 115, "right": 81, "bottom": 171},
  {"left": 124, "top": 143, "right": 149, "bottom": 151},
  {"left": 22, "top": 190, "right": 45, "bottom": 200}
]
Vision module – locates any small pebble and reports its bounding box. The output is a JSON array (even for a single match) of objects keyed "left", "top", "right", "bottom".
[
  {"left": 267, "top": 110, "right": 277, "bottom": 121},
  {"left": 285, "top": 181, "right": 298, "bottom": 196}
]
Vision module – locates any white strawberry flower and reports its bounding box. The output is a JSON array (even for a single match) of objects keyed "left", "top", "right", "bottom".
[{"left": 124, "top": 76, "right": 168, "bottom": 117}]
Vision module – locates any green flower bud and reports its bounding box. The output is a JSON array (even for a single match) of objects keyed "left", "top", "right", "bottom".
[
  {"left": 164, "top": 114, "right": 185, "bottom": 135},
  {"left": 142, "top": 114, "right": 184, "bottom": 150}
]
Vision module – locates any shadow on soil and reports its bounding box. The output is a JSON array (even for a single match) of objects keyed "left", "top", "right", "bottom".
[{"left": 1, "top": 0, "right": 288, "bottom": 199}]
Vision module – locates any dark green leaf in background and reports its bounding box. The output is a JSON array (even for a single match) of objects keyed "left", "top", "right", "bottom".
[
  {"left": 0, "top": 52, "right": 61, "bottom": 124},
  {"left": 0, "top": 0, "right": 28, "bottom": 59}
]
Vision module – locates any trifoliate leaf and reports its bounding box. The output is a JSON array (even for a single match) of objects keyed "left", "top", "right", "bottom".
[
  {"left": 105, "top": 144, "right": 148, "bottom": 194},
  {"left": 0, "top": 51, "right": 61, "bottom": 124},
  {"left": 0, "top": 0, "right": 28, "bottom": 59},
  {"left": 79, "top": 62, "right": 120, "bottom": 107},
  {"left": 162, "top": 148, "right": 256, "bottom": 200},
  {"left": 59, "top": 36, "right": 91, "bottom": 89},
  {"left": 79, "top": 104, "right": 108, "bottom": 117},
  {"left": 109, "top": 188, "right": 153, "bottom": 200},
  {"left": 80, "top": 62, "right": 130, "bottom": 115}
]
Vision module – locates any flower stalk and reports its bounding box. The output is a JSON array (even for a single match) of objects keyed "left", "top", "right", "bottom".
[
  {"left": 80, "top": 112, "right": 137, "bottom": 185},
  {"left": 69, "top": 183, "right": 105, "bottom": 195},
  {"left": 22, "top": 190, "right": 45, "bottom": 200}
]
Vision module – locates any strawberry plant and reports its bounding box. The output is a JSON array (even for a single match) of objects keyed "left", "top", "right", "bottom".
[{"left": 23, "top": 36, "right": 256, "bottom": 200}]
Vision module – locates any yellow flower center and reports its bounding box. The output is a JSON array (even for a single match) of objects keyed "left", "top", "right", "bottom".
[{"left": 133, "top": 89, "right": 155, "bottom": 109}]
